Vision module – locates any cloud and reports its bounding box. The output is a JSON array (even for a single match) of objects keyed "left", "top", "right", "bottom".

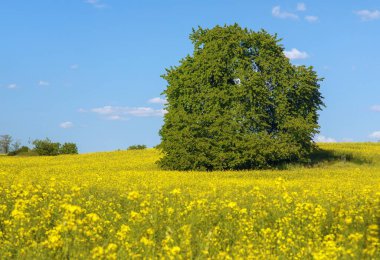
[
  {"left": 38, "top": 80, "right": 50, "bottom": 86},
  {"left": 90, "top": 105, "right": 167, "bottom": 120},
  {"left": 85, "top": 0, "right": 107, "bottom": 9},
  {"left": 370, "top": 105, "right": 380, "bottom": 112},
  {"left": 6, "top": 83, "right": 17, "bottom": 89},
  {"left": 284, "top": 48, "right": 309, "bottom": 60},
  {"left": 296, "top": 3, "right": 306, "bottom": 12},
  {"left": 272, "top": 6, "right": 298, "bottom": 19},
  {"left": 369, "top": 131, "right": 380, "bottom": 139},
  {"left": 355, "top": 10, "right": 380, "bottom": 21},
  {"left": 70, "top": 64, "right": 79, "bottom": 70},
  {"left": 60, "top": 121, "right": 74, "bottom": 129},
  {"left": 315, "top": 135, "right": 337, "bottom": 143},
  {"left": 305, "top": 15, "right": 319, "bottom": 22},
  {"left": 148, "top": 97, "right": 167, "bottom": 104},
  {"left": 107, "top": 115, "right": 124, "bottom": 121}
]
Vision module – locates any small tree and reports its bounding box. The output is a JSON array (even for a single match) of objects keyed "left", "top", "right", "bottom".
[
  {"left": 11, "top": 140, "right": 21, "bottom": 152},
  {"left": 60, "top": 143, "right": 78, "bottom": 155},
  {"left": 158, "top": 24, "right": 324, "bottom": 170},
  {"left": 127, "top": 144, "right": 147, "bottom": 150},
  {"left": 0, "top": 135, "right": 12, "bottom": 154},
  {"left": 8, "top": 146, "right": 31, "bottom": 156},
  {"left": 33, "top": 138, "right": 60, "bottom": 156}
]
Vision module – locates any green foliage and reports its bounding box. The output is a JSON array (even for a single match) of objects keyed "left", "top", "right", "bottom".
[
  {"left": 7, "top": 146, "right": 30, "bottom": 156},
  {"left": 33, "top": 139, "right": 61, "bottom": 156},
  {"left": 0, "top": 135, "right": 12, "bottom": 154},
  {"left": 60, "top": 143, "right": 78, "bottom": 155},
  {"left": 6, "top": 138, "right": 78, "bottom": 156},
  {"left": 127, "top": 144, "right": 147, "bottom": 150},
  {"left": 158, "top": 24, "right": 324, "bottom": 170}
]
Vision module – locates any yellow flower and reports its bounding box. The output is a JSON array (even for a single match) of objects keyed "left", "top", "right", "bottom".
[
  {"left": 140, "top": 236, "right": 154, "bottom": 246},
  {"left": 91, "top": 246, "right": 104, "bottom": 259},
  {"left": 170, "top": 246, "right": 181, "bottom": 255},
  {"left": 127, "top": 191, "right": 140, "bottom": 201},
  {"left": 117, "top": 224, "right": 131, "bottom": 240},
  {"left": 170, "top": 188, "right": 181, "bottom": 195},
  {"left": 345, "top": 217, "right": 353, "bottom": 225}
]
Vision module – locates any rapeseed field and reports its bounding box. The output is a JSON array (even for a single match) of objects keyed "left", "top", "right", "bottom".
[{"left": 0, "top": 143, "right": 379, "bottom": 259}]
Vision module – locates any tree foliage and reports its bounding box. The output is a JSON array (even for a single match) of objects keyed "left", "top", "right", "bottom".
[
  {"left": 158, "top": 24, "right": 324, "bottom": 170},
  {"left": 127, "top": 144, "right": 147, "bottom": 150},
  {"left": 0, "top": 135, "right": 12, "bottom": 154},
  {"left": 7, "top": 146, "right": 30, "bottom": 156},
  {"left": 60, "top": 143, "right": 78, "bottom": 155},
  {"left": 33, "top": 139, "right": 61, "bottom": 156}
]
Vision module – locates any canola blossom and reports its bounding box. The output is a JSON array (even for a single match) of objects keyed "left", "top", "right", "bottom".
[{"left": 0, "top": 144, "right": 379, "bottom": 259}]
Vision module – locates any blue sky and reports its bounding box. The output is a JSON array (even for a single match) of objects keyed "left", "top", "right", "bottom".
[{"left": 1, "top": 0, "right": 380, "bottom": 152}]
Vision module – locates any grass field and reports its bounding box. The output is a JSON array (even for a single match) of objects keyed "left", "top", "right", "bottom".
[{"left": 0, "top": 143, "right": 379, "bottom": 259}]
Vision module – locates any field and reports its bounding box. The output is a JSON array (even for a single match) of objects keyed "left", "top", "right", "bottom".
[{"left": 0, "top": 143, "right": 379, "bottom": 259}]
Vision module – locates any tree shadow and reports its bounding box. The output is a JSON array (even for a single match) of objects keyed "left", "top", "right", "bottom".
[
  {"left": 307, "top": 148, "right": 370, "bottom": 166},
  {"left": 275, "top": 148, "right": 371, "bottom": 170}
]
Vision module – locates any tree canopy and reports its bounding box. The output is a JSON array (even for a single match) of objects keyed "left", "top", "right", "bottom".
[{"left": 158, "top": 24, "right": 324, "bottom": 170}]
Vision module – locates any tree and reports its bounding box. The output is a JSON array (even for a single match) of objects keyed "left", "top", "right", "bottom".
[
  {"left": 8, "top": 146, "right": 30, "bottom": 156},
  {"left": 127, "top": 144, "right": 147, "bottom": 150},
  {"left": 11, "top": 140, "right": 21, "bottom": 152},
  {"left": 33, "top": 138, "right": 60, "bottom": 156},
  {"left": 59, "top": 143, "right": 78, "bottom": 155},
  {"left": 0, "top": 135, "right": 12, "bottom": 154},
  {"left": 158, "top": 24, "right": 324, "bottom": 170}
]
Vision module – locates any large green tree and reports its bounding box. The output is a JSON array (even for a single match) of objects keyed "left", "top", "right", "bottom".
[{"left": 158, "top": 24, "right": 324, "bottom": 170}]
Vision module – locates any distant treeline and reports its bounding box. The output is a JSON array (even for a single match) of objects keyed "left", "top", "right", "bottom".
[
  {"left": 127, "top": 144, "right": 147, "bottom": 150},
  {"left": 0, "top": 135, "right": 78, "bottom": 156}
]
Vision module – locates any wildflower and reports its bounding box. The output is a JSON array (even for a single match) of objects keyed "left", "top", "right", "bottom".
[{"left": 127, "top": 191, "right": 140, "bottom": 201}]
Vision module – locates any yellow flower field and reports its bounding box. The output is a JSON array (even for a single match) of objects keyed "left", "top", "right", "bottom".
[{"left": 0, "top": 143, "right": 379, "bottom": 259}]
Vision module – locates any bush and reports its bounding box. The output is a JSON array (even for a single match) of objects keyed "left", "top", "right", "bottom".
[
  {"left": 127, "top": 145, "right": 147, "bottom": 150},
  {"left": 33, "top": 139, "right": 60, "bottom": 156},
  {"left": 60, "top": 143, "right": 78, "bottom": 155},
  {"left": 158, "top": 24, "right": 324, "bottom": 170},
  {"left": 8, "top": 146, "right": 30, "bottom": 156},
  {"left": 17, "top": 150, "right": 39, "bottom": 157}
]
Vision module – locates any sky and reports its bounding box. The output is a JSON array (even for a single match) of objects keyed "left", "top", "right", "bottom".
[{"left": 1, "top": 0, "right": 380, "bottom": 152}]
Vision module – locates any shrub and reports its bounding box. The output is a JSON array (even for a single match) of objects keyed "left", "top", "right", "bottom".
[
  {"left": 127, "top": 145, "right": 147, "bottom": 150},
  {"left": 59, "top": 143, "right": 78, "bottom": 155},
  {"left": 8, "top": 146, "right": 30, "bottom": 156},
  {"left": 33, "top": 139, "right": 60, "bottom": 156}
]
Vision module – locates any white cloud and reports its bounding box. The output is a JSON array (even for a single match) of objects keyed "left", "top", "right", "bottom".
[
  {"left": 78, "top": 108, "right": 87, "bottom": 113},
  {"left": 148, "top": 97, "right": 167, "bottom": 104},
  {"left": 107, "top": 115, "right": 125, "bottom": 121},
  {"left": 6, "top": 83, "right": 17, "bottom": 89},
  {"left": 272, "top": 6, "right": 298, "bottom": 19},
  {"left": 284, "top": 48, "right": 309, "bottom": 60},
  {"left": 85, "top": 0, "right": 107, "bottom": 9},
  {"left": 369, "top": 131, "right": 380, "bottom": 139},
  {"left": 38, "top": 80, "right": 50, "bottom": 86},
  {"left": 315, "top": 135, "right": 337, "bottom": 143},
  {"left": 70, "top": 64, "right": 79, "bottom": 70},
  {"left": 60, "top": 121, "right": 74, "bottom": 129},
  {"left": 296, "top": 3, "right": 306, "bottom": 12},
  {"left": 370, "top": 105, "right": 380, "bottom": 112},
  {"left": 305, "top": 15, "right": 319, "bottom": 22},
  {"left": 355, "top": 10, "right": 380, "bottom": 21},
  {"left": 90, "top": 105, "right": 167, "bottom": 120}
]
